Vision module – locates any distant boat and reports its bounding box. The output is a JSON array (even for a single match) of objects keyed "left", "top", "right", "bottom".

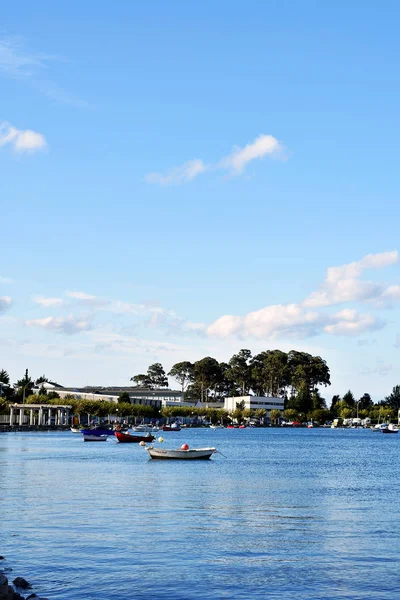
[
  {"left": 133, "top": 424, "right": 160, "bottom": 433},
  {"left": 83, "top": 434, "right": 108, "bottom": 442},
  {"left": 70, "top": 427, "right": 81, "bottom": 433},
  {"left": 146, "top": 446, "right": 216, "bottom": 460},
  {"left": 162, "top": 424, "right": 181, "bottom": 432},
  {"left": 115, "top": 431, "right": 155, "bottom": 443},
  {"left": 381, "top": 424, "right": 399, "bottom": 434}
]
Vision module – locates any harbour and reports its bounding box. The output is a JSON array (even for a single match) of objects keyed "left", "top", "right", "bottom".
[{"left": 1, "top": 427, "right": 400, "bottom": 600}]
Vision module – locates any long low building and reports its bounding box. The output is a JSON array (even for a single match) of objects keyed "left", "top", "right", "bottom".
[
  {"left": 224, "top": 395, "right": 284, "bottom": 416},
  {"left": 33, "top": 384, "right": 190, "bottom": 409}
]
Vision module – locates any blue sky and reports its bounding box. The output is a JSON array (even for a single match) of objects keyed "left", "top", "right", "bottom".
[{"left": 1, "top": 1, "right": 400, "bottom": 401}]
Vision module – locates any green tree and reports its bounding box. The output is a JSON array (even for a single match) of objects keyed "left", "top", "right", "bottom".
[
  {"left": 287, "top": 351, "right": 330, "bottom": 394},
  {"left": 269, "top": 409, "right": 281, "bottom": 425},
  {"left": 147, "top": 363, "right": 168, "bottom": 388},
  {"left": 35, "top": 375, "right": 49, "bottom": 385},
  {"left": 0, "top": 369, "right": 10, "bottom": 385},
  {"left": 231, "top": 408, "right": 243, "bottom": 423},
  {"left": 311, "top": 408, "right": 331, "bottom": 424},
  {"left": 330, "top": 395, "right": 341, "bottom": 416},
  {"left": 193, "top": 357, "right": 221, "bottom": 402},
  {"left": 311, "top": 389, "right": 327, "bottom": 411},
  {"left": 255, "top": 408, "right": 267, "bottom": 424},
  {"left": 16, "top": 369, "right": 33, "bottom": 401},
  {"left": 250, "top": 350, "right": 289, "bottom": 396},
  {"left": 130, "top": 374, "right": 152, "bottom": 387},
  {"left": 168, "top": 362, "right": 194, "bottom": 392},
  {"left": 384, "top": 385, "right": 400, "bottom": 411},
  {"left": 283, "top": 408, "right": 299, "bottom": 422},
  {"left": 118, "top": 392, "right": 131, "bottom": 404},
  {"left": 358, "top": 393, "right": 373, "bottom": 411},
  {"left": 342, "top": 390, "right": 355, "bottom": 407},
  {"left": 226, "top": 349, "right": 252, "bottom": 396}
]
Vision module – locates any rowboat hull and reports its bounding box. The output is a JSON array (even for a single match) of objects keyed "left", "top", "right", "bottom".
[
  {"left": 83, "top": 434, "right": 107, "bottom": 442},
  {"left": 162, "top": 426, "right": 181, "bottom": 432},
  {"left": 146, "top": 447, "right": 216, "bottom": 460},
  {"left": 70, "top": 427, "right": 81, "bottom": 433},
  {"left": 115, "top": 431, "right": 155, "bottom": 443}
]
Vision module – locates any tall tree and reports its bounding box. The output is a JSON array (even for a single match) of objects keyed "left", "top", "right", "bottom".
[
  {"left": 384, "top": 385, "right": 400, "bottom": 411},
  {"left": 193, "top": 357, "right": 221, "bottom": 402},
  {"left": 358, "top": 393, "right": 373, "bottom": 411},
  {"left": 251, "top": 350, "right": 289, "bottom": 396},
  {"left": 118, "top": 392, "right": 131, "bottom": 404},
  {"left": 35, "top": 375, "right": 49, "bottom": 385},
  {"left": 147, "top": 363, "right": 168, "bottom": 388},
  {"left": 0, "top": 369, "right": 10, "bottom": 385},
  {"left": 342, "top": 390, "right": 355, "bottom": 407},
  {"left": 227, "top": 349, "right": 252, "bottom": 396},
  {"left": 130, "top": 374, "right": 152, "bottom": 388},
  {"left": 16, "top": 369, "right": 33, "bottom": 401},
  {"left": 168, "top": 362, "right": 194, "bottom": 392}
]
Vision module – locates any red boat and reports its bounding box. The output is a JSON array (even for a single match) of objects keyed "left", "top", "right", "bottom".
[
  {"left": 115, "top": 431, "right": 155, "bottom": 443},
  {"left": 162, "top": 425, "right": 181, "bottom": 432}
]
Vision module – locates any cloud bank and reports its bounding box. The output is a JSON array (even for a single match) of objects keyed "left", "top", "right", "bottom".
[
  {"left": 207, "top": 251, "right": 399, "bottom": 340},
  {"left": 25, "top": 315, "right": 92, "bottom": 335}
]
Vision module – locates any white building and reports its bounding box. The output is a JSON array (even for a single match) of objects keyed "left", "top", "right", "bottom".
[
  {"left": 224, "top": 395, "right": 284, "bottom": 417},
  {"left": 34, "top": 386, "right": 188, "bottom": 409}
]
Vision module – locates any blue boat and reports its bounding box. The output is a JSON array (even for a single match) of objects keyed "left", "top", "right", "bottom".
[{"left": 80, "top": 428, "right": 115, "bottom": 436}]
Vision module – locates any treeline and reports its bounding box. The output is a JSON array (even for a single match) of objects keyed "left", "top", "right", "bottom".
[{"left": 131, "top": 349, "right": 331, "bottom": 402}]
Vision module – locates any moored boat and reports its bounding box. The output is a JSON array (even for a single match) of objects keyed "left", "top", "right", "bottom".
[
  {"left": 133, "top": 424, "right": 160, "bottom": 433},
  {"left": 381, "top": 424, "right": 399, "bottom": 434},
  {"left": 83, "top": 434, "right": 108, "bottom": 442},
  {"left": 81, "top": 428, "right": 115, "bottom": 436},
  {"left": 70, "top": 427, "right": 81, "bottom": 433},
  {"left": 162, "top": 424, "right": 181, "bottom": 432},
  {"left": 146, "top": 446, "right": 216, "bottom": 460},
  {"left": 115, "top": 431, "right": 155, "bottom": 443}
]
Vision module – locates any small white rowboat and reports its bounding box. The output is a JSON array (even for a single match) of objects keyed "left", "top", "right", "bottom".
[
  {"left": 146, "top": 446, "right": 216, "bottom": 460},
  {"left": 83, "top": 434, "right": 108, "bottom": 442}
]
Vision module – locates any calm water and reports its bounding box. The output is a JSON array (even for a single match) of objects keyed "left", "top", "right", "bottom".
[{"left": 1, "top": 428, "right": 400, "bottom": 600}]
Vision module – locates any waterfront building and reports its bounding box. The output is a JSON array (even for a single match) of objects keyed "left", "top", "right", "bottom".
[
  {"left": 224, "top": 395, "right": 284, "bottom": 418},
  {"left": 2, "top": 403, "right": 72, "bottom": 427},
  {"left": 36, "top": 385, "right": 189, "bottom": 409}
]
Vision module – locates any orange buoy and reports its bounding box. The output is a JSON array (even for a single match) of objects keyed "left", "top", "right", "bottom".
[{"left": 181, "top": 443, "right": 189, "bottom": 450}]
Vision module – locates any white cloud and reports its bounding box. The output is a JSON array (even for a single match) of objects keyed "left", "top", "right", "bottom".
[
  {"left": 207, "top": 303, "right": 383, "bottom": 341},
  {"left": 219, "top": 134, "right": 283, "bottom": 173},
  {"left": 207, "top": 251, "right": 399, "bottom": 341},
  {"left": 145, "top": 159, "right": 207, "bottom": 186},
  {"left": 0, "top": 296, "right": 12, "bottom": 313},
  {"left": 323, "top": 309, "right": 384, "bottom": 336},
  {"left": 0, "top": 122, "right": 47, "bottom": 153},
  {"left": 33, "top": 296, "right": 64, "bottom": 307},
  {"left": 145, "top": 133, "right": 284, "bottom": 185},
  {"left": 304, "top": 250, "right": 399, "bottom": 307},
  {"left": 0, "top": 276, "right": 12, "bottom": 283},
  {"left": 25, "top": 315, "right": 92, "bottom": 335}
]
